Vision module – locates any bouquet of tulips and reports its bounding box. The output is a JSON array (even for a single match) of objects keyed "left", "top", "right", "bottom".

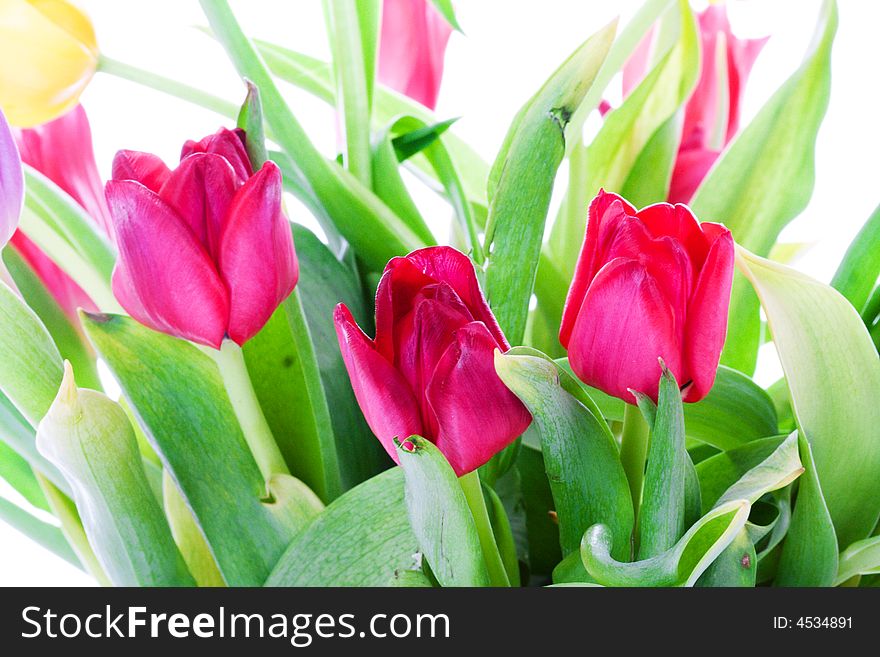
[{"left": 0, "top": 0, "right": 877, "bottom": 589}]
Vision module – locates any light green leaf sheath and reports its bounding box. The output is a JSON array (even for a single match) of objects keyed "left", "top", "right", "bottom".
[{"left": 37, "top": 363, "right": 194, "bottom": 586}]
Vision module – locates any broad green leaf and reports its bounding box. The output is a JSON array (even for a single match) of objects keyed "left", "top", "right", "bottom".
[
  {"left": 81, "top": 313, "right": 299, "bottom": 586},
  {"left": 835, "top": 536, "right": 880, "bottom": 586},
  {"left": 252, "top": 40, "right": 489, "bottom": 207},
  {"left": 292, "top": 225, "right": 390, "bottom": 489},
  {"left": 712, "top": 432, "right": 803, "bottom": 509},
  {"left": 36, "top": 363, "right": 194, "bottom": 586},
  {"left": 581, "top": 500, "right": 749, "bottom": 587},
  {"left": 162, "top": 471, "right": 225, "bottom": 587},
  {"left": 483, "top": 20, "right": 617, "bottom": 344},
  {"left": 202, "top": 1, "right": 428, "bottom": 272},
  {"left": 695, "top": 529, "right": 756, "bottom": 587},
  {"left": 0, "top": 280, "right": 63, "bottom": 427},
  {"left": 484, "top": 480, "right": 521, "bottom": 587},
  {"left": 397, "top": 437, "right": 490, "bottom": 587},
  {"left": 389, "top": 567, "right": 435, "bottom": 587},
  {"left": 392, "top": 118, "right": 457, "bottom": 161},
  {"left": 516, "top": 444, "right": 561, "bottom": 577},
  {"left": 775, "top": 433, "right": 838, "bottom": 586},
  {"left": 638, "top": 367, "right": 687, "bottom": 559},
  {"left": 0, "top": 495, "right": 80, "bottom": 568},
  {"left": 557, "top": 360, "right": 778, "bottom": 451},
  {"left": 19, "top": 167, "right": 116, "bottom": 311},
  {"left": 0, "top": 440, "right": 47, "bottom": 511},
  {"left": 236, "top": 80, "right": 270, "bottom": 168},
  {"left": 266, "top": 468, "right": 420, "bottom": 586},
  {"left": 831, "top": 202, "right": 880, "bottom": 314},
  {"left": 0, "top": 391, "right": 68, "bottom": 495},
  {"left": 243, "top": 290, "right": 342, "bottom": 502},
  {"left": 738, "top": 247, "right": 880, "bottom": 547},
  {"left": 619, "top": 112, "right": 682, "bottom": 207},
  {"left": 691, "top": 0, "right": 836, "bottom": 374},
  {"left": 495, "top": 351, "right": 632, "bottom": 560},
  {"left": 3, "top": 247, "right": 101, "bottom": 391}
]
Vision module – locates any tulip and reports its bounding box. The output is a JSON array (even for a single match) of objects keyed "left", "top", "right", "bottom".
[
  {"left": 0, "top": 0, "right": 99, "bottom": 128},
  {"left": 378, "top": 0, "right": 453, "bottom": 109},
  {"left": 619, "top": 5, "right": 766, "bottom": 203},
  {"left": 106, "top": 127, "right": 298, "bottom": 348},
  {"left": 0, "top": 107, "right": 22, "bottom": 248},
  {"left": 560, "top": 190, "right": 734, "bottom": 403},
  {"left": 335, "top": 246, "right": 531, "bottom": 476},
  {"left": 9, "top": 104, "right": 110, "bottom": 319}
]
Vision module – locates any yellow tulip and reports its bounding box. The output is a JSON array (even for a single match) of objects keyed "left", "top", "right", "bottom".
[{"left": 0, "top": 0, "right": 98, "bottom": 127}]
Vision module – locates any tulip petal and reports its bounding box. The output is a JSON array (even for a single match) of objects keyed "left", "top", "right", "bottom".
[
  {"left": 158, "top": 153, "right": 240, "bottom": 257},
  {"left": 406, "top": 246, "right": 509, "bottom": 348},
  {"left": 112, "top": 150, "right": 171, "bottom": 192},
  {"left": 106, "top": 180, "right": 229, "bottom": 348},
  {"left": 218, "top": 161, "right": 298, "bottom": 345},
  {"left": 378, "top": 0, "right": 452, "bottom": 110},
  {"left": 334, "top": 303, "right": 423, "bottom": 463},
  {"left": 636, "top": 202, "right": 712, "bottom": 268},
  {"left": 667, "top": 146, "right": 720, "bottom": 204},
  {"left": 15, "top": 104, "right": 112, "bottom": 237},
  {"left": 0, "top": 108, "right": 23, "bottom": 247},
  {"left": 374, "top": 255, "right": 436, "bottom": 360},
  {"left": 181, "top": 128, "right": 252, "bottom": 183},
  {"left": 560, "top": 191, "right": 636, "bottom": 347},
  {"left": 682, "top": 227, "right": 734, "bottom": 402},
  {"left": 426, "top": 322, "right": 531, "bottom": 476},
  {"left": 567, "top": 257, "right": 682, "bottom": 402}
]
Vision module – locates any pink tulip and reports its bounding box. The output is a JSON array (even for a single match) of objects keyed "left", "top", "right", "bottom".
[
  {"left": 378, "top": 0, "right": 453, "bottom": 109},
  {"left": 619, "top": 5, "right": 766, "bottom": 203},
  {"left": 8, "top": 104, "right": 107, "bottom": 318},
  {"left": 335, "top": 246, "right": 531, "bottom": 476},
  {"left": 560, "top": 190, "right": 734, "bottom": 403},
  {"left": 0, "top": 107, "right": 23, "bottom": 248},
  {"left": 107, "top": 128, "right": 298, "bottom": 348}
]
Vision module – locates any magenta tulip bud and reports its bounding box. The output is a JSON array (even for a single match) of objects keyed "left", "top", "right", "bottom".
[
  {"left": 560, "top": 190, "right": 735, "bottom": 404},
  {"left": 0, "top": 107, "right": 23, "bottom": 249},
  {"left": 106, "top": 128, "right": 298, "bottom": 348},
  {"left": 334, "top": 246, "right": 531, "bottom": 476}
]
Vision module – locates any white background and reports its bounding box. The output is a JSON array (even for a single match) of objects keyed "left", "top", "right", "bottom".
[{"left": 2, "top": 0, "right": 877, "bottom": 586}]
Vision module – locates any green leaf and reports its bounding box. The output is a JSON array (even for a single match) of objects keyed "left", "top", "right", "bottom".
[
  {"left": 494, "top": 351, "right": 632, "bottom": 560},
  {"left": 0, "top": 391, "right": 68, "bottom": 495},
  {"left": 831, "top": 202, "right": 880, "bottom": 315},
  {"left": 3, "top": 247, "right": 101, "bottom": 391},
  {"left": 0, "top": 440, "right": 48, "bottom": 511},
  {"left": 428, "top": 0, "right": 461, "bottom": 31},
  {"left": 483, "top": 20, "right": 617, "bottom": 344},
  {"left": 18, "top": 167, "right": 117, "bottom": 311},
  {"left": 392, "top": 118, "right": 457, "bottom": 162},
  {"left": 581, "top": 500, "right": 749, "bottom": 587},
  {"left": 690, "top": 0, "right": 836, "bottom": 374},
  {"left": 835, "top": 535, "right": 880, "bottom": 585},
  {"left": 36, "top": 363, "right": 194, "bottom": 586},
  {"left": 236, "top": 80, "right": 269, "bottom": 168},
  {"left": 252, "top": 40, "right": 489, "bottom": 207},
  {"left": 81, "top": 312, "right": 298, "bottom": 586},
  {"left": 266, "top": 468, "right": 420, "bottom": 586},
  {"left": 0, "top": 495, "right": 80, "bottom": 568},
  {"left": 516, "top": 444, "right": 561, "bottom": 577},
  {"left": 0, "top": 280, "right": 63, "bottom": 427},
  {"left": 243, "top": 290, "right": 342, "bottom": 502},
  {"left": 397, "top": 436, "right": 490, "bottom": 587},
  {"left": 620, "top": 112, "right": 682, "bottom": 207},
  {"left": 737, "top": 247, "right": 880, "bottom": 547},
  {"left": 202, "top": 0, "right": 428, "bottom": 272},
  {"left": 711, "top": 432, "right": 803, "bottom": 509},
  {"left": 775, "top": 433, "right": 838, "bottom": 586},
  {"left": 483, "top": 481, "right": 521, "bottom": 586},
  {"left": 292, "top": 225, "right": 390, "bottom": 489},
  {"left": 638, "top": 367, "right": 687, "bottom": 559},
  {"left": 695, "top": 529, "right": 756, "bottom": 587},
  {"left": 557, "top": 360, "right": 778, "bottom": 451}
]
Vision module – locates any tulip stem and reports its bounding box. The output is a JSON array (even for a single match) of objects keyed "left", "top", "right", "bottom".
[
  {"left": 620, "top": 402, "right": 649, "bottom": 539},
  {"left": 213, "top": 340, "right": 289, "bottom": 480},
  {"left": 458, "top": 470, "right": 510, "bottom": 587}
]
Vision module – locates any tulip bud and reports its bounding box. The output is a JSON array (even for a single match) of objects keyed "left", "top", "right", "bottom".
[
  {"left": 0, "top": 0, "right": 99, "bottom": 127},
  {"left": 106, "top": 127, "right": 299, "bottom": 348},
  {"left": 335, "top": 246, "right": 531, "bottom": 476},
  {"left": 378, "top": 0, "right": 453, "bottom": 109},
  {"left": 560, "top": 190, "right": 734, "bottom": 403},
  {"left": 0, "top": 107, "right": 22, "bottom": 248}
]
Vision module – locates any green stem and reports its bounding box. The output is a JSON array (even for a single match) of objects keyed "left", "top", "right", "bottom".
[
  {"left": 97, "top": 54, "right": 239, "bottom": 118},
  {"left": 213, "top": 340, "right": 289, "bottom": 480},
  {"left": 620, "top": 402, "right": 650, "bottom": 531},
  {"left": 458, "top": 470, "right": 510, "bottom": 587},
  {"left": 36, "top": 474, "right": 111, "bottom": 586}
]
